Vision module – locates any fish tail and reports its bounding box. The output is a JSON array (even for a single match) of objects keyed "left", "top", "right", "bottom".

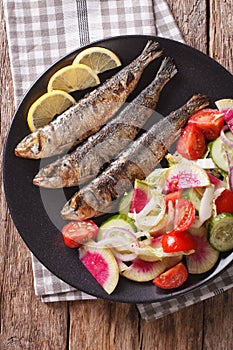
[
  {"left": 144, "top": 57, "right": 177, "bottom": 96},
  {"left": 157, "top": 56, "right": 178, "bottom": 81},
  {"left": 167, "top": 93, "right": 210, "bottom": 131},
  {"left": 139, "top": 40, "right": 163, "bottom": 67},
  {"left": 185, "top": 93, "right": 210, "bottom": 111}
]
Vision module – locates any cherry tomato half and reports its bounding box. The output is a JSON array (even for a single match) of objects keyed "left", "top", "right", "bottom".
[
  {"left": 62, "top": 220, "right": 99, "bottom": 248},
  {"left": 153, "top": 262, "right": 188, "bottom": 289},
  {"left": 215, "top": 189, "right": 233, "bottom": 215},
  {"left": 176, "top": 124, "right": 206, "bottom": 160},
  {"left": 164, "top": 190, "right": 183, "bottom": 210},
  {"left": 162, "top": 230, "right": 196, "bottom": 253},
  {"left": 173, "top": 198, "right": 195, "bottom": 232},
  {"left": 188, "top": 108, "right": 224, "bottom": 140}
]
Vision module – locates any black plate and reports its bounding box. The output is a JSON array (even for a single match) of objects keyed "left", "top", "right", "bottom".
[{"left": 3, "top": 35, "right": 233, "bottom": 303}]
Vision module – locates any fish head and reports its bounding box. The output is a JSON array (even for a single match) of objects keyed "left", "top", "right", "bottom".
[
  {"left": 15, "top": 132, "right": 42, "bottom": 159},
  {"left": 61, "top": 191, "right": 101, "bottom": 221}
]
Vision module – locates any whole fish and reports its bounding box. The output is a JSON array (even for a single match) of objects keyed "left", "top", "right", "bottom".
[
  {"left": 15, "top": 41, "right": 163, "bottom": 159},
  {"left": 61, "top": 94, "right": 210, "bottom": 220},
  {"left": 33, "top": 57, "right": 177, "bottom": 188}
]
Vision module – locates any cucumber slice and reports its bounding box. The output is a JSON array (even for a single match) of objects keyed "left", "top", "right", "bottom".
[
  {"left": 118, "top": 190, "right": 133, "bottom": 215},
  {"left": 209, "top": 213, "right": 233, "bottom": 252},
  {"left": 210, "top": 132, "right": 233, "bottom": 173},
  {"left": 97, "top": 214, "right": 136, "bottom": 241}
]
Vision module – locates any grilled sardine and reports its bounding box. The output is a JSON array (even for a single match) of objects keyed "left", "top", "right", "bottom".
[
  {"left": 33, "top": 57, "right": 177, "bottom": 188},
  {"left": 15, "top": 41, "right": 163, "bottom": 159},
  {"left": 61, "top": 94, "right": 210, "bottom": 220}
]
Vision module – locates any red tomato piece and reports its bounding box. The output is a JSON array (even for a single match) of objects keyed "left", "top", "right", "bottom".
[
  {"left": 176, "top": 124, "right": 206, "bottom": 160},
  {"left": 173, "top": 198, "right": 195, "bottom": 232},
  {"left": 188, "top": 108, "right": 224, "bottom": 140},
  {"left": 162, "top": 230, "right": 196, "bottom": 252},
  {"left": 62, "top": 220, "right": 99, "bottom": 248},
  {"left": 153, "top": 262, "right": 188, "bottom": 289},
  {"left": 164, "top": 190, "right": 183, "bottom": 209},
  {"left": 215, "top": 189, "right": 233, "bottom": 214}
]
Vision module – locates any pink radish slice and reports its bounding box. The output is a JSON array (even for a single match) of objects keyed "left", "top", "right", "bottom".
[
  {"left": 224, "top": 109, "right": 233, "bottom": 133},
  {"left": 185, "top": 234, "right": 219, "bottom": 274},
  {"left": 79, "top": 246, "right": 119, "bottom": 294},
  {"left": 131, "top": 180, "right": 150, "bottom": 213},
  {"left": 207, "top": 173, "right": 226, "bottom": 189},
  {"left": 131, "top": 189, "right": 148, "bottom": 213},
  {"left": 121, "top": 256, "right": 182, "bottom": 282},
  {"left": 165, "top": 164, "right": 210, "bottom": 191}
]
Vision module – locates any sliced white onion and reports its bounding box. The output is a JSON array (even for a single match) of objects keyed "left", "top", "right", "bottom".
[
  {"left": 220, "top": 125, "right": 233, "bottom": 147},
  {"left": 116, "top": 259, "right": 129, "bottom": 272},
  {"left": 95, "top": 237, "right": 137, "bottom": 251},
  {"left": 129, "top": 189, "right": 166, "bottom": 230},
  {"left": 191, "top": 185, "right": 215, "bottom": 228},
  {"left": 111, "top": 249, "right": 137, "bottom": 262},
  {"left": 161, "top": 250, "right": 194, "bottom": 257},
  {"left": 103, "top": 226, "right": 138, "bottom": 241},
  {"left": 226, "top": 151, "right": 233, "bottom": 193}
]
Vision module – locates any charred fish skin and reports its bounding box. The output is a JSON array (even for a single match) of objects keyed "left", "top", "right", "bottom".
[
  {"left": 15, "top": 41, "right": 163, "bottom": 159},
  {"left": 61, "top": 94, "right": 210, "bottom": 221},
  {"left": 33, "top": 57, "right": 178, "bottom": 188}
]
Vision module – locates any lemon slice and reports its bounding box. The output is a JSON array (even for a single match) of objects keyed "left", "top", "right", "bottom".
[
  {"left": 27, "top": 90, "right": 76, "bottom": 132},
  {"left": 47, "top": 64, "right": 100, "bottom": 93},
  {"left": 72, "top": 47, "right": 122, "bottom": 74}
]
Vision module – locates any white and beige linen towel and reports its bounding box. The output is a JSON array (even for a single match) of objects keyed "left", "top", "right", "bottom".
[{"left": 3, "top": 0, "right": 233, "bottom": 321}]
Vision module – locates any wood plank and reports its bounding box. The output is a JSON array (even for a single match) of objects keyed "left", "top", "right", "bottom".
[
  {"left": 69, "top": 300, "right": 140, "bottom": 350},
  {"left": 140, "top": 304, "right": 203, "bottom": 350},
  {"left": 0, "top": 3, "right": 68, "bottom": 349},
  {"left": 166, "top": 0, "right": 207, "bottom": 52},
  {"left": 209, "top": 0, "right": 233, "bottom": 73},
  {"left": 203, "top": 2, "right": 233, "bottom": 348},
  {"left": 203, "top": 291, "right": 233, "bottom": 350}
]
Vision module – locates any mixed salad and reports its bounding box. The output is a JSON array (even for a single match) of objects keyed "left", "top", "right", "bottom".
[{"left": 61, "top": 98, "right": 233, "bottom": 294}]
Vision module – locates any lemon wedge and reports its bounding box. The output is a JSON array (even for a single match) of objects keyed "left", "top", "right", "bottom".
[
  {"left": 72, "top": 46, "right": 122, "bottom": 74},
  {"left": 47, "top": 64, "right": 100, "bottom": 93},
  {"left": 27, "top": 90, "right": 76, "bottom": 132}
]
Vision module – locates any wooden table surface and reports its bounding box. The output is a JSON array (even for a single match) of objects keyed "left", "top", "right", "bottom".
[{"left": 1, "top": 1, "right": 233, "bottom": 349}]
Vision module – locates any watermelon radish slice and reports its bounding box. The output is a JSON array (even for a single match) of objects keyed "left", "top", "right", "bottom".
[
  {"left": 165, "top": 163, "right": 210, "bottom": 191},
  {"left": 215, "top": 98, "right": 233, "bottom": 111},
  {"left": 215, "top": 98, "right": 233, "bottom": 133},
  {"left": 185, "top": 234, "right": 219, "bottom": 274},
  {"left": 120, "top": 256, "right": 182, "bottom": 282},
  {"left": 79, "top": 245, "right": 119, "bottom": 294},
  {"left": 131, "top": 179, "right": 150, "bottom": 213},
  {"left": 223, "top": 109, "right": 233, "bottom": 133}
]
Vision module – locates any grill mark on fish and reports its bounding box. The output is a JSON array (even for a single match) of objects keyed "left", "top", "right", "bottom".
[
  {"left": 61, "top": 94, "right": 210, "bottom": 220},
  {"left": 15, "top": 41, "right": 163, "bottom": 159},
  {"left": 33, "top": 57, "right": 177, "bottom": 188}
]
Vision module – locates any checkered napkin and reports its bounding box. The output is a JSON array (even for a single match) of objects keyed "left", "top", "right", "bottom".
[{"left": 4, "top": 0, "right": 233, "bottom": 321}]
